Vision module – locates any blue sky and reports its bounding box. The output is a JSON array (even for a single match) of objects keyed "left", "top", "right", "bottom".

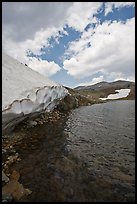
[{"left": 2, "top": 2, "right": 135, "bottom": 88}]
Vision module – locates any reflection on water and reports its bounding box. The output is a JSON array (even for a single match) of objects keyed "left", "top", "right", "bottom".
[{"left": 65, "top": 100, "right": 135, "bottom": 201}]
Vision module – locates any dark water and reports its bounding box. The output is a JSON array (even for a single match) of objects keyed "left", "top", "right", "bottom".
[
  {"left": 6, "top": 100, "right": 135, "bottom": 202},
  {"left": 65, "top": 100, "right": 135, "bottom": 201}
]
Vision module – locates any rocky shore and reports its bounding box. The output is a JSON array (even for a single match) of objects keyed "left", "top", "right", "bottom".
[
  {"left": 2, "top": 92, "right": 95, "bottom": 202},
  {"left": 2, "top": 92, "right": 134, "bottom": 202},
  {"left": 2, "top": 109, "right": 67, "bottom": 202}
]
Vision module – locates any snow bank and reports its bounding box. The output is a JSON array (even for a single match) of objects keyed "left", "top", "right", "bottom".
[
  {"left": 2, "top": 53, "right": 68, "bottom": 133},
  {"left": 100, "top": 89, "right": 131, "bottom": 100}
]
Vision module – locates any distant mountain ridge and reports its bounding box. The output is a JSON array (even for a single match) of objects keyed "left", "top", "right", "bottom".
[{"left": 74, "top": 80, "right": 135, "bottom": 91}]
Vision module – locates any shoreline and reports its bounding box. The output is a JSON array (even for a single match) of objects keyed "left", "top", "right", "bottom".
[{"left": 2, "top": 97, "right": 135, "bottom": 202}]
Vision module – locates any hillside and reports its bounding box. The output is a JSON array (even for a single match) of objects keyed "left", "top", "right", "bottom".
[{"left": 74, "top": 80, "right": 135, "bottom": 100}]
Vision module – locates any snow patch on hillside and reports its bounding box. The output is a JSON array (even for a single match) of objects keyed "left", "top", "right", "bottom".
[{"left": 100, "top": 89, "right": 131, "bottom": 100}]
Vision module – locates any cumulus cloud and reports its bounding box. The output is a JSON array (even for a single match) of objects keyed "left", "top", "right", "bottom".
[
  {"left": 2, "top": 2, "right": 102, "bottom": 59},
  {"left": 2, "top": 25, "right": 67, "bottom": 61},
  {"left": 104, "top": 2, "right": 135, "bottom": 16},
  {"left": 63, "top": 18, "right": 135, "bottom": 81},
  {"left": 76, "top": 76, "right": 104, "bottom": 87},
  {"left": 2, "top": 2, "right": 72, "bottom": 76},
  {"left": 76, "top": 72, "right": 135, "bottom": 88},
  {"left": 66, "top": 2, "right": 102, "bottom": 31},
  {"left": 2, "top": 2, "right": 135, "bottom": 81},
  {"left": 2, "top": 2, "right": 72, "bottom": 41},
  {"left": 2, "top": 26, "right": 64, "bottom": 76},
  {"left": 27, "top": 57, "right": 61, "bottom": 77},
  {"left": 2, "top": 2, "right": 104, "bottom": 77}
]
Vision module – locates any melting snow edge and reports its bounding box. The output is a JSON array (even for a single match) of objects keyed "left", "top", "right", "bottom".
[{"left": 2, "top": 86, "right": 68, "bottom": 133}]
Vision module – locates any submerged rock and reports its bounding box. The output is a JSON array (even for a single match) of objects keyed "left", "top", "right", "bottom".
[{"left": 2, "top": 180, "right": 32, "bottom": 201}]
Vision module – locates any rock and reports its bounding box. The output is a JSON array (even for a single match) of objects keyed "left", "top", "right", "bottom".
[
  {"left": 2, "top": 171, "right": 9, "bottom": 183},
  {"left": 38, "top": 121, "right": 43, "bottom": 125},
  {"left": 10, "top": 170, "right": 20, "bottom": 181},
  {"left": 17, "top": 158, "right": 21, "bottom": 162},
  {"left": 2, "top": 149, "right": 7, "bottom": 154},
  {"left": 25, "top": 188, "right": 32, "bottom": 195},
  {"left": 35, "top": 118, "right": 41, "bottom": 122},
  {"left": 10, "top": 149, "right": 16, "bottom": 153},
  {"left": 5, "top": 146, "right": 10, "bottom": 150},
  {"left": 40, "top": 114, "right": 45, "bottom": 120},
  {"left": 2, "top": 193, "right": 13, "bottom": 202},
  {"left": 29, "top": 121, "right": 37, "bottom": 127},
  {"left": 2, "top": 135, "right": 8, "bottom": 139},
  {"left": 7, "top": 155, "right": 18, "bottom": 165},
  {"left": 2, "top": 180, "right": 31, "bottom": 201},
  {"left": 3, "top": 164, "right": 8, "bottom": 169}
]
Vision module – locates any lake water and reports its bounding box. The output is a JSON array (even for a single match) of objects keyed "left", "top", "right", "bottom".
[
  {"left": 7, "top": 100, "right": 135, "bottom": 202},
  {"left": 65, "top": 100, "right": 135, "bottom": 201}
]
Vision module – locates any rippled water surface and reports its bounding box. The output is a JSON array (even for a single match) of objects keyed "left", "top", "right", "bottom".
[
  {"left": 65, "top": 100, "right": 135, "bottom": 201},
  {"left": 6, "top": 100, "right": 135, "bottom": 202}
]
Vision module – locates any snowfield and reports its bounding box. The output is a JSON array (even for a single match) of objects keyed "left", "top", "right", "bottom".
[
  {"left": 2, "top": 53, "right": 68, "bottom": 133},
  {"left": 99, "top": 89, "right": 131, "bottom": 100}
]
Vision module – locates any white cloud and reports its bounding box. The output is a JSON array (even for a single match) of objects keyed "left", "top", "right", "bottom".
[
  {"left": 2, "top": 2, "right": 72, "bottom": 77},
  {"left": 2, "top": 26, "right": 67, "bottom": 62},
  {"left": 66, "top": 2, "right": 102, "bottom": 31},
  {"left": 2, "top": 26, "right": 63, "bottom": 77},
  {"left": 2, "top": 2, "right": 103, "bottom": 59},
  {"left": 104, "top": 3, "right": 114, "bottom": 16},
  {"left": 2, "top": 2, "right": 135, "bottom": 82},
  {"left": 2, "top": 2, "right": 103, "bottom": 58},
  {"left": 104, "top": 2, "right": 135, "bottom": 16},
  {"left": 76, "top": 72, "right": 135, "bottom": 88},
  {"left": 76, "top": 76, "right": 104, "bottom": 87},
  {"left": 63, "top": 18, "right": 135, "bottom": 81},
  {"left": 2, "top": 2, "right": 103, "bottom": 77},
  {"left": 2, "top": 2, "right": 72, "bottom": 41},
  {"left": 27, "top": 57, "right": 61, "bottom": 76}
]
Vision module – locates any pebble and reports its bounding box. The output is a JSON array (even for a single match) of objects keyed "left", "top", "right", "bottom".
[
  {"left": 2, "top": 149, "right": 7, "bottom": 154},
  {"left": 35, "top": 118, "right": 41, "bottom": 122},
  {"left": 4, "top": 164, "right": 8, "bottom": 169},
  {"left": 29, "top": 121, "right": 37, "bottom": 127},
  {"left": 25, "top": 188, "right": 32, "bottom": 195},
  {"left": 2, "top": 135, "right": 8, "bottom": 139},
  {"left": 17, "top": 158, "right": 21, "bottom": 162},
  {"left": 7, "top": 155, "right": 18, "bottom": 165},
  {"left": 40, "top": 115, "right": 45, "bottom": 120},
  {"left": 38, "top": 121, "right": 43, "bottom": 125},
  {"left": 10, "top": 149, "right": 16, "bottom": 153},
  {"left": 2, "top": 171, "right": 9, "bottom": 183},
  {"left": 2, "top": 194, "right": 13, "bottom": 202}
]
